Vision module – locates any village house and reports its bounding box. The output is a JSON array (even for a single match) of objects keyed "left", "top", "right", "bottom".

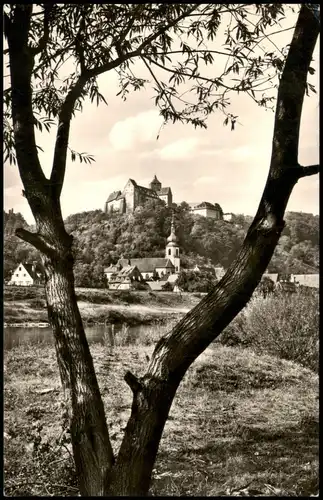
[
  {"left": 104, "top": 175, "right": 172, "bottom": 215},
  {"left": 8, "top": 262, "right": 43, "bottom": 286},
  {"left": 107, "top": 265, "right": 144, "bottom": 290},
  {"left": 104, "top": 214, "right": 181, "bottom": 289}
]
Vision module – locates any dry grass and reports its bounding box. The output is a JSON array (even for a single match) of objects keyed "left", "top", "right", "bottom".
[
  {"left": 4, "top": 340, "right": 318, "bottom": 496},
  {"left": 4, "top": 286, "right": 198, "bottom": 326}
]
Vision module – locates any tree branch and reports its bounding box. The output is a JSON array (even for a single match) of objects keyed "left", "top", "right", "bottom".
[
  {"left": 124, "top": 371, "right": 143, "bottom": 394},
  {"left": 87, "top": 4, "right": 201, "bottom": 79},
  {"left": 297, "top": 164, "right": 320, "bottom": 178},
  {"left": 50, "top": 76, "right": 88, "bottom": 197},
  {"left": 30, "top": 5, "right": 53, "bottom": 55},
  {"left": 270, "top": 4, "right": 320, "bottom": 167},
  {"left": 15, "top": 228, "right": 58, "bottom": 258}
]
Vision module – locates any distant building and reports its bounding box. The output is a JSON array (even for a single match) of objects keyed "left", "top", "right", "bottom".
[
  {"left": 8, "top": 262, "right": 43, "bottom": 286},
  {"left": 190, "top": 201, "right": 223, "bottom": 220},
  {"left": 292, "top": 274, "right": 319, "bottom": 289},
  {"left": 223, "top": 212, "right": 234, "bottom": 222},
  {"left": 104, "top": 175, "right": 172, "bottom": 214},
  {"left": 104, "top": 214, "right": 180, "bottom": 288},
  {"left": 107, "top": 265, "right": 144, "bottom": 290}
]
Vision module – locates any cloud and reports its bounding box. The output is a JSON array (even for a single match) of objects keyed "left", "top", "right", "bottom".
[
  {"left": 109, "top": 110, "right": 163, "bottom": 151},
  {"left": 142, "top": 137, "right": 203, "bottom": 161}
]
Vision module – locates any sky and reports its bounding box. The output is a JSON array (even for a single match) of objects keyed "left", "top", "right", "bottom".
[{"left": 4, "top": 7, "right": 320, "bottom": 225}]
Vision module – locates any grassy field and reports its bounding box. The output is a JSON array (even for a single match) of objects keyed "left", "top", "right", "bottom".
[
  {"left": 4, "top": 286, "right": 201, "bottom": 326},
  {"left": 4, "top": 338, "right": 319, "bottom": 496}
]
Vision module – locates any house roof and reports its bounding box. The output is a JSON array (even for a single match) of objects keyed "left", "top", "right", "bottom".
[
  {"left": 136, "top": 184, "right": 159, "bottom": 197},
  {"left": 104, "top": 264, "right": 121, "bottom": 273},
  {"left": 263, "top": 273, "right": 279, "bottom": 283},
  {"left": 193, "top": 201, "right": 222, "bottom": 210},
  {"left": 118, "top": 258, "right": 174, "bottom": 273},
  {"left": 293, "top": 274, "right": 319, "bottom": 288},
  {"left": 106, "top": 190, "right": 122, "bottom": 203},
  {"left": 14, "top": 263, "right": 42, "bottom": 280}
]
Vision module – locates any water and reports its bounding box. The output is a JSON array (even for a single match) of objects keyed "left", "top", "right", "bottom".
[{"left": 3, "top": 323, "right": 156, "bottom": 351}]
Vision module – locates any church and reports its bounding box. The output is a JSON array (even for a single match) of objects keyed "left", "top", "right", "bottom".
[
  {"left": 104, "top": 215, "right": 180, "bottom": 288},
  {"left": 104, "top": 175, "right": 172, "bottom": 214}
]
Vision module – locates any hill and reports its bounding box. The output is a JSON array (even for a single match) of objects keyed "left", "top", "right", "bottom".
[{"left": 4, "top": 202, "right": 319, "bottom": 285}]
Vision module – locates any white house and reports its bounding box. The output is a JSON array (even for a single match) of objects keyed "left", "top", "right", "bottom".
[{"left": 8, "top": 262, "right": 43, "bottom": 286}]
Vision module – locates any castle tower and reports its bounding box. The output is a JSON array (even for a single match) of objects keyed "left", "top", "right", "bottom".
[
  {"left": 165, "top": 213, "right": 180, "bottom": 273},
  {"left": 149, "top": 174, "right": 162, "bottom": 192}
]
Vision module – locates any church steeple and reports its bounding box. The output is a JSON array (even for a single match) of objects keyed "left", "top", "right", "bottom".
[
  {"left": 165, "top": 212, "right": 180, "bottom": 273},
  {"left": 150, "top": 174, "right": 162, "bottom": 192}
]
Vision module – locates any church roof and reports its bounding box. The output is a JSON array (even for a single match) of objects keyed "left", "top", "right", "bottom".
[
  {"left": 106, "top": 190, "right": 122, "bottom": 203},
  {"left": 158, "top": 187, "right": 171, "bottom": 195},
  {"left": 136, "top": 185, "right": 159, "bottom": 197},
  {"left": 118, "top": 258, "right": 174, "bottom": 273}
]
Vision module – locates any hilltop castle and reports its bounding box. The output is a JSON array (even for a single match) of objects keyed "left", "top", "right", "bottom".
[{"left": 105, "top": 175, "right": 172, "bottom": 214}]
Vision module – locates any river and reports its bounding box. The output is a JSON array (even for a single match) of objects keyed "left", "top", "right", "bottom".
[{"left": 4, "top": 323, "right": 163, "bottom": 351}]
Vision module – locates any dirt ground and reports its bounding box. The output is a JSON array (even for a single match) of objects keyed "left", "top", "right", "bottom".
[{"left": 4, "top": 340, "right": 319, "bottom": 496}]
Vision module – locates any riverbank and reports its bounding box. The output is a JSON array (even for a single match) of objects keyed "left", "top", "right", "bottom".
[
  {"left": 4, "top": 286, "right": 202, "bottom": 326},
  {"left": 4, "top": 340, "right": 319, "bottom": 496}
]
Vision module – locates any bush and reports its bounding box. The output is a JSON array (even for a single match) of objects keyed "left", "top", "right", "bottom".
[{"left": 219, "top": 290, "right": 318, "bottom": 372}]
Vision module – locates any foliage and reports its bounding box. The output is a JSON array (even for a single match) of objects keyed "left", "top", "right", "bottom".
[
  {"left": 176, "top": 269, "right": 218, "bottom": 293},
  {"left": 3, "top": 3, "right": 302, "bottom": 165},
  {"left": 255, "top": 276, "right": 275, "bottom": 298},
  {"left": 4, "top": 208, "right": 319, "bottom": 285},
  {"left": 219, "top": 290, "right": 319, "bottom": 372}
]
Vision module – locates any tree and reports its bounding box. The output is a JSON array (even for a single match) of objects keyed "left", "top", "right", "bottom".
[{"left": 4, "top": 4, "right": 319, "bottom": 496}]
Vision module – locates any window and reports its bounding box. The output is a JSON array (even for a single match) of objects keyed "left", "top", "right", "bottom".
[
  {"left": 176, "top": 267, "right": 178, "bottom": 272},
  {"left": 168, "top": 249, "right": 171, "bottom": 255},
  {"left": 176, "top": 248, "right": 179, "bottom": 256},
  {"left": 23, "top": 274, "right": 26, "bottom": 277},
  {"left": 19, "top": 267, "right": 22, "bottom": 271},
  {"left": 16, "top": 274, "right": 19, "bottom": 277}
]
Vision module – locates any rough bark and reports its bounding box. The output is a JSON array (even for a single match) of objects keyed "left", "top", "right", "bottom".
[
  {"left": 105, "top": 5, "right": 320, "bottom": 495},
  {"left": 6, "top": 3, "right": 319, "bottom": 497},
  {"left": 6, "top": 6, "right": 114, "bottom": 496}
]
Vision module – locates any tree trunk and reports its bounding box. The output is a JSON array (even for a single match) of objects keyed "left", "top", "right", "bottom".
[
  {"left": 42, "top": 232, "right": 114, "bottom": 496},
  {"left": 104, "top": 4, "right": 320, "bottom": 495},
  {"left": 6, "top": 3, "right": 319, "bottom": 497}
]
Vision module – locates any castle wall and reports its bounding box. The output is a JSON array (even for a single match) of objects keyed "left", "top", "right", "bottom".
[
  {"left": 193, "top": 208, "right": 222, "bottom": 219},
  {"left": 106, "top": 198, "right": 124, "bottom": 214},
  {"left": 123, "top": 181, "right": 136, "bottom": 212},
  {"left": 158, "top": 194, "right": 170, "bottom": 205}
]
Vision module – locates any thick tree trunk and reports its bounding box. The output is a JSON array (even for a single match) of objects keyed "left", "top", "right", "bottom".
[
  {"left": 6, "top": 3, "right": 319, "bottom": 497},
  {"left": 6, "top": 7, "right": 114, "bottom": 495},
  {"left": 104, "top": 5, "right": 320, "bottom": 495},
  {"left": 42, "top": 235, "right": 114, "bottom": 496}
]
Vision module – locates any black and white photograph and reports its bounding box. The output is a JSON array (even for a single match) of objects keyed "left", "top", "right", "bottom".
[{"left": 4, "top": 3, "right": 319, "bottom": 496}]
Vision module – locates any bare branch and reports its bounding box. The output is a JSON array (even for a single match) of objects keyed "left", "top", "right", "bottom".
[
  {"left": 15, "top": 228, "right": 57, "bottom": 258},
  {"left": 141, "top": 57, "right": 178, "bottom": 117},
  {"left": 297, "top": 164, "right": 320, "bottom": 178},
  {"left": 50, "top": 76, "right": 88, "bottom": 197}
]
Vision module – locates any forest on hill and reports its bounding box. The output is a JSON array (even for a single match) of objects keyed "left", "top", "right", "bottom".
[{"left": 4, "top": 199, "right": 319, "bottom": 287}]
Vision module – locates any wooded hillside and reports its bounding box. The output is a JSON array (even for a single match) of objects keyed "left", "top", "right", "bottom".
[{"left": 4, "top": 200, "right": 319, "bottom": 286}]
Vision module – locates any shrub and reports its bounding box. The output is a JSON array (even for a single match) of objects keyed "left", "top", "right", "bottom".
[{"left": 219, "top": 290, "right": 318, "bottom": 372}]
